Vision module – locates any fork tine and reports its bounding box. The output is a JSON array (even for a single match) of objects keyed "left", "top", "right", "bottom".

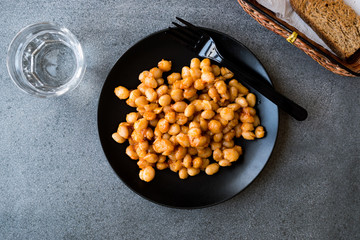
[
  {"left": 172, "top": 22, "right": 202, "bottom": 38},
  {"left": 175, "top": 17, "right": 198, "bottom": 30},
  {"left": 167, "top": 27, "right": 197, "bottom": 47},
  {"left": 171, "top": 22, "right": 202, "bottom": 41}
]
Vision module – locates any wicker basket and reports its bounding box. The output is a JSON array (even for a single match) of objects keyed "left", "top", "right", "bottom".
[{"left": 237, "top": 0, "right": 360, "bottom": 77}]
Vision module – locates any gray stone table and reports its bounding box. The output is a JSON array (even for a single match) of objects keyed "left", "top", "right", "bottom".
[{"left": 0, "top": 0, "right": 359, "bottom": 239}]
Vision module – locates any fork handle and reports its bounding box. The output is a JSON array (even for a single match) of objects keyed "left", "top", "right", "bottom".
[{"left": 221, "top": 58, "right": 308, "bottom": 121}]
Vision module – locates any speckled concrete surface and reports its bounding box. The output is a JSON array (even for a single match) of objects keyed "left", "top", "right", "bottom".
[{"left": 0, "top": 0, "right": 359, "bottom": 239}]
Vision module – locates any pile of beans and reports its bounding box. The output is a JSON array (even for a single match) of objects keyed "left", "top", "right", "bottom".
[{"left": 112, "top": 58, "right": 265, "bottom": 182}]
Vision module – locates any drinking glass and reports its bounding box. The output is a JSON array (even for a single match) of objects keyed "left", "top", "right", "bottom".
[{"left": 7, "top": 22, "right": 86, "bottom": 97}]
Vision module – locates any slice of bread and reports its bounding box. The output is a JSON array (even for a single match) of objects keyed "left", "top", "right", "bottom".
[{"left": 290, "top": 0, "right": 360, "bottom": 60}]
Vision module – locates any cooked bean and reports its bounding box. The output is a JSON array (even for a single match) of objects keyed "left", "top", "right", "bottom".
[
  {"left": 213, "top": 148, "right": 223, "bottom": 161},
  {"left": 143, "top": 166, "right": 155, "bottom": 182},
  {"left": 156, "top": 85, "right": 168, "bottom": 96},
  {"left": 229, "top": 86, "right": 238, "bottom": 101},
  {"left": 201, "top": 110, "right": 215, "bottom": 120},
  {"left": 156, "top": 162, "right": 169, "bottom": 170},
  {"left": 212, "top": 65, "right": 221, "bottom": 76},
  {"left": 156, "top": 77, "right": 164, "bottom": 85},
  {"left": 158, "top": 59, "right": 172, "bottom": 72},
  {"left": 192, "top": 157, "right": 203, "bottom": 169},
  {"left": 126, "top": 112, "right": 139, "bottom": 124},
  {"left": 243, "top": 107, "right": 256, "bottom": 116},
  {"left": 168, "top": 123, "right": 181, "bottom": 135},
  {"left": 234, "top": 124, "right": 242, "bottom": 138},
  {"left": 159, "top": 94, "right": 172, "bottom": 106},
  {"left": 199, "top": 93, "right": 211, "bottom": 101},
  {"left": 190, "top": 58, "right": 201, "bottom": 69},
  {"left": 164, "top": 111, "right": 176, "bottom": 124},
  {"left": 144, "top": 76, "right": 158, "bottom": 88},
  {"left": 169, "top": 159, "right": 182, "bottom": 172},
  {"left": 211, "top": 142, "right": 222, "bottom": 151},
  {"left": 200, "top": 158, "right": 210, "bottom": 170},
  {"left": 135, "top": 96, "right": 148, "bottom": 108},
  {"left": 144, "top": 153, "right": 158, "bottom": 163},
  {"left": 188, "top": 127, "right": 202, "bottom": 138},
  {"left": 194, "top": 79, "right": 205, "bottom": 90},
  {"left": 150, "top": 67, "right": 163, "bottom": 79},
  {"left": 199, "top": 118, "right": 208, "bottom": 131},
  {"left": 183, "top": 154, "right": 192, "bottom": 168},
  {"left": 145, "top": 88, "right": 157, "bottom": 102},
  {"left": 167, "top": 72, "right": 181, "bottom": 84},
  {"left": 117, "top": 124, "right": 129, "bottom": 139},
  {"left": 202, "top": 65, "right": 213, "bottom": 72},
  {"left": 235, "top": 96, "right": 248, "bottom": 107},
  {"left": 223, "top": 140, "right": 234, "bottom": 148},
  {"left": 188, "top": 147, "right": 198, "bottom": 156},
  {"left": 223, "top": 148, "right": 240, "bottom": 162},
  {"left": 114, "top": 86, "right": 130, "bottom": 99},
  {"left": 255, "top": 126, "right": 265, "bottom": 138},
  {"left": 220, "top": 67, "right": 234, "bottom": 79},
  {"left": 126, "top": 145, "right": 138, "bottom": 160},
  {"left": 242, "top": 131, "right": 256, "bottom": 140},
  {"left": 181, "top": 66, "right": 191, "bottom": 78},
  {"left": 136, "top": 147, "right": 147, "bottom": 159},
  {"left": 246, "top": 93, "right": 256, "bottom": 107},
  {"left": 213, "top": 132, "right": 223, "bottom": 142},
  {"left": 220, "top": 107, "right": 235, "bottom": 121},
  {"left": 143, "top": 111, "right": 156, "bottom": 121},
  {"left": 197, "top": 147, "right": 212, "bottom": 158},
  {"left": 157, "top": 119, "right": 170, "bottom": 133},
  {"left": 187, "top": 167, "right": 200, "bottom": 176},
  {"left": 172, "top": 101, "right": 187, "bottom": 112},
  {"left": 227, "top": 103, "right": 241, "bottom": 111},
  {"left": 214, "top": 80, "right": 227, "bottom": 94},
  {"left": 201, "top": 71, "right": 215, "bottom": 83},
  {"left": 190, "top": 136, "right": 208, "bottom": 147},
  {"left": 208, "top": 120, "right": 222, "bottom": 134},
  {"left": 219, "top": 160, "right": 231, "bottom": 167},
  {"left": 171, "top": 89, "right": 184, "bottom": 102},
  {"left": 175, "top": 146, "right": 187, "bottom": 161},
  {"left": 134, "top": 118, "right": 148, "bottom": 130},
  {"left": 112, "top": 132, "right": 126, "bottom": 143},
  {"left": 223, "top": 131, "right": 235, "bottom": 142},
  {"left": 241, "top": 122, "right": 254, "bottom": 132},
  {"left": 183, "top": 87, "right": 197, "bottom": 99},
  {"left": 200, "top": 58, "right": 211, "bottom": 68},
  {"left": 139, "top": 71, "right": 152, "bottom": 82},
  {"left": 181, "top": 125, "right": 189, "bottom": 134},
  {"left": 190, "top": 68, "right": 201, "bottom": 80},
  {"left": 138, "top": 83, "right": 147, "bottom": 94},
  {"left": 179, "top": 168, "right": 189, "bottom": 179},
  {"left": 184, "top": 104, "right": 196, "bottom": 117},
  {"left": 189, "top": 121, "right": 201, "bottom": 129},
  {"left": 176, "top": 114, "right": 188, "bottom": 125},
  {"left": 205, "top": 163, "right": 220, "bottom": 175},
  {"left": 233, "top": 145, "right": 243, "bottom": 155},
  {"left": 253, "top": 115, "right": 260, "bottom": 127},
  {"left": 240, "top": 113, "right": 255, "bottom": 123},
  {"left": 129, "top": 89, "right": 141, "bottom": 102},
  {"left": 137, "top": 141, "right": 149, "bottom": 151},
  {"left": 208, "top": 87, "right": 220, "bottom": 102},
  {"left": 176, "top": 133, "right": 190, "bottom": 147}
]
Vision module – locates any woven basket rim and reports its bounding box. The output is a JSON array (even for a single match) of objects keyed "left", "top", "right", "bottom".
[{"left": 240, "top": 0, "right": 360, "bottom": 76}]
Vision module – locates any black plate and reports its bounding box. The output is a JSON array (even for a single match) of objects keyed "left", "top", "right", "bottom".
[{"left": 98, "top": 28, "right": 279, "bottom": 209}]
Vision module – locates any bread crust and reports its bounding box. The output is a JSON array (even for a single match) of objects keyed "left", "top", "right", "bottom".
[{"left": 290, "top": 0, "right": 360, "bottom": 60}]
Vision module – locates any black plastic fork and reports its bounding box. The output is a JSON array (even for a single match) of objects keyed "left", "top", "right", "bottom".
[{"left": 168, "top": 17, "right": 308, "bottom": 121}]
